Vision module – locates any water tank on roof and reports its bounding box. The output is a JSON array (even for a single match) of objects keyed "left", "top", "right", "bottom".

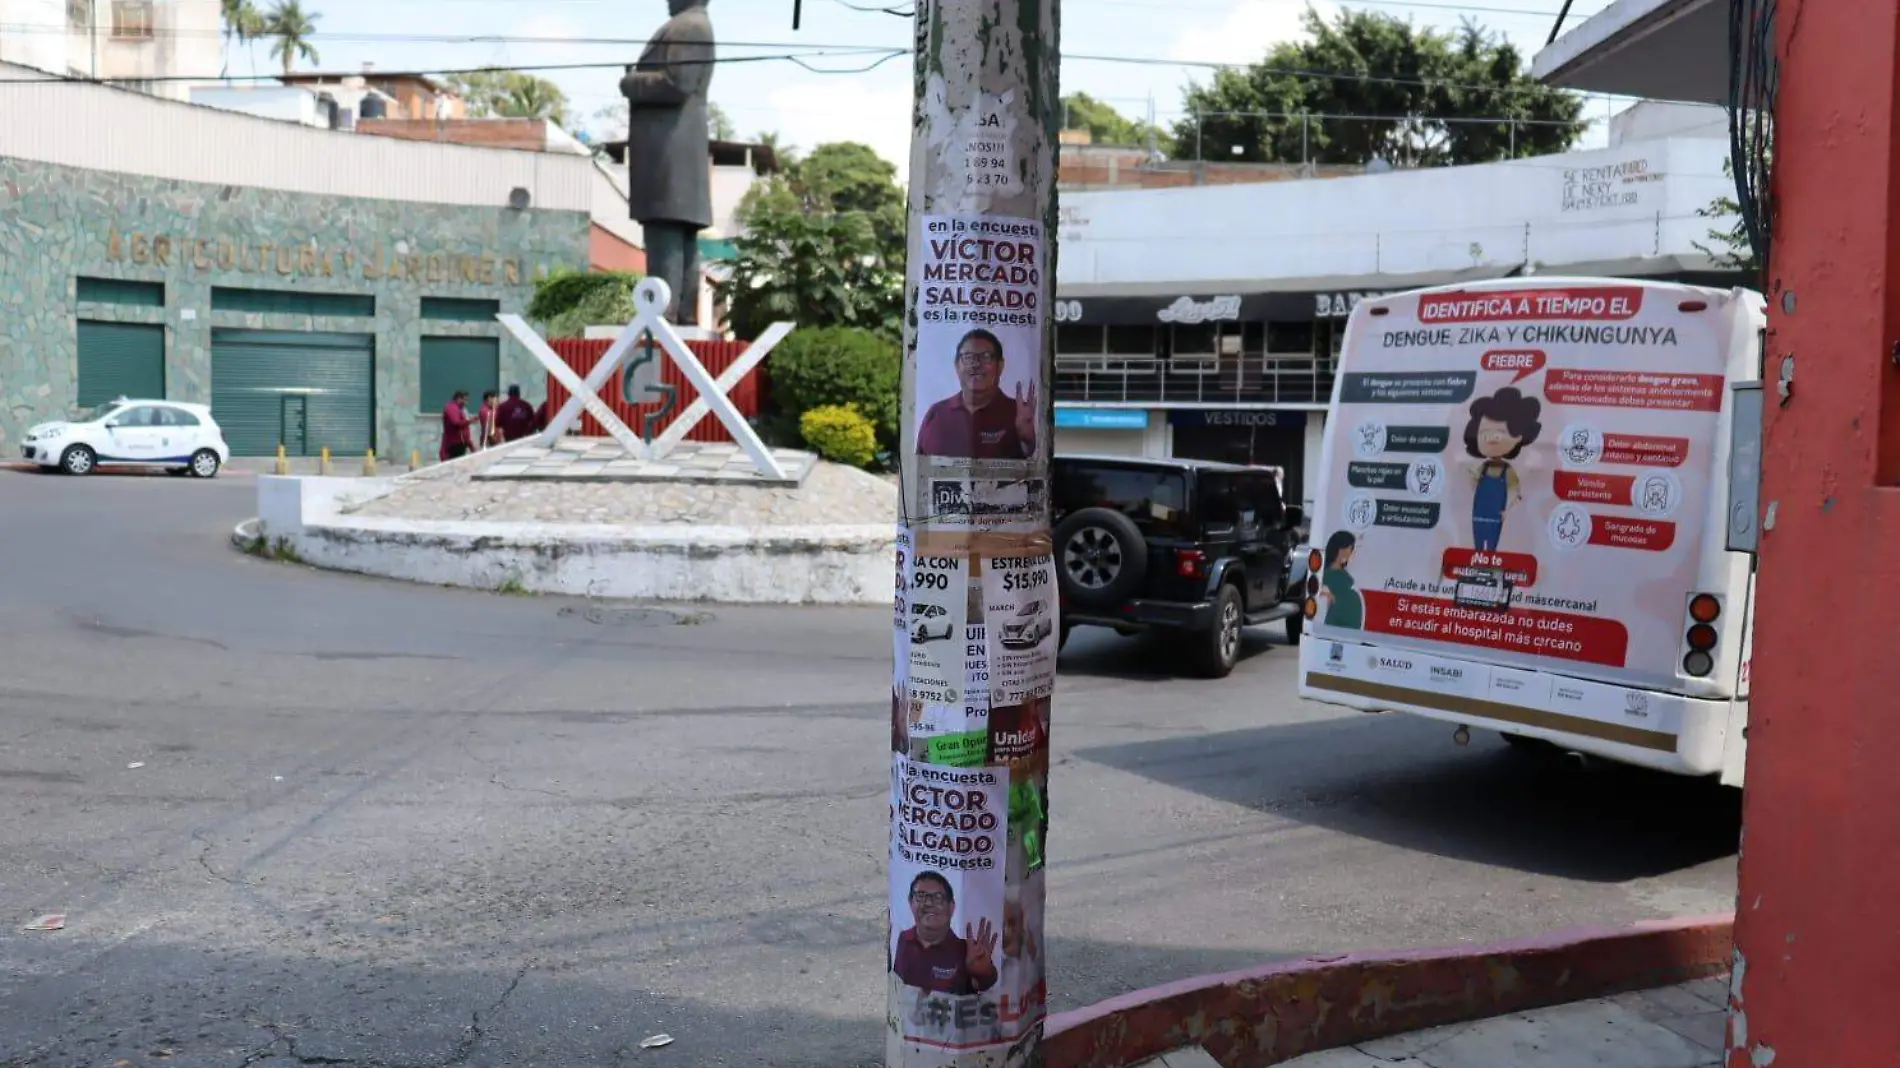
[{"left": 360, "top": 94, "right": 388, "bottom": 120}]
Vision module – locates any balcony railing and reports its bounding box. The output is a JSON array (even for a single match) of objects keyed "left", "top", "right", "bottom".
[{"left": 1053, "top": 351, "right": 1335, "bottom": 406}]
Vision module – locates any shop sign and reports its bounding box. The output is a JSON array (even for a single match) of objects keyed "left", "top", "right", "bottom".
[
  {"left": 1054, "top": 408, "right": 1149, "bottom": 430},
  {"left": 104, "top": 227, "right": 532, "bottom": 286},
  {"left": 1155, "top": 295, "right": 1241, "bottom": 324},
  {"left": 1315, "top": 291, "right": 1380, "bottom": 318},
  {"left": 1560, "top": 155, "right": 1663, "bottom": 213},
  {"left": 1168, "top": 408, "right": 1308, "bottom": 429}
]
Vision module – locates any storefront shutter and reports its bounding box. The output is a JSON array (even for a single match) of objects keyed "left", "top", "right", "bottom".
[
  {"left": 418, "top": 337, "right": 500, "bottom": 414},
  {"left": 76, "top": 320, "right": 166, "bottom": 407},
  {"left": 211, "top": 329, "right": 373, "bottom": 457}
]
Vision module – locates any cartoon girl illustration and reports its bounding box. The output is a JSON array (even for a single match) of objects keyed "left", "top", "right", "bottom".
[
  {"left": 1463, "top": 387, "right": 1543, "bottom": 551},
  {"left": 1317, "top": 530, "right": 1363, "bottom": 629}
]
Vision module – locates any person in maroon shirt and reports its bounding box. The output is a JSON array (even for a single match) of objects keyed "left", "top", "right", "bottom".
[
  {"left": 495, "top": 385, "right": 538, "bottom": 442},
  {"left": 438, "top": 390, "right": 473, "bottom": 462},
  {"left": 915, "top": 328, "right": 1037, "bottom": 460},
  {"left": 892, "top": 871, "right": 999, "bottom": 995}
]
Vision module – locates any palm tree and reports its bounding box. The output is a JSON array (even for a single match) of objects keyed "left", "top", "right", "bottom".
[
  {"left": 219, "top": 0, "right": 265, "bottom": 76},
  {"left": 264, "top": 0, "right": 319, "bottom": 75},
  {"left": 504, "top": 77, "right": 568, "bottom": 126}
]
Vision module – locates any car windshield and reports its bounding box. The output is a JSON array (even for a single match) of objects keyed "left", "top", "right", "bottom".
[
  {"left": 1016, "top": 603, "right": 1039, "bottom": 617},
  {"left": 80, "top": 401, "right": 126, "bottom": 422}
]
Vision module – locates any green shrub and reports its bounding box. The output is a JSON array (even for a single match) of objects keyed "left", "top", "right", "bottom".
[
  {"left": 529, "top": 269, "right": 641, "bottom": 338},
  {"left": 800, "top": 405, "right": 879, "bottom": 468},
  {"left": 768, "top": 327, "right": 900, "bottom": 449}
]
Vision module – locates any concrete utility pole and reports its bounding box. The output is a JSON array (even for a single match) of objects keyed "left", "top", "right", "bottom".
[
  {"left": 1730, "top": 2, "right": 1900, "bottom": 1064},
  {"left": 887, "top": 0, "right": 1058, "bottom": 1065}
]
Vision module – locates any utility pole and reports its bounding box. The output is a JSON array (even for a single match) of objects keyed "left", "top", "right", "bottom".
[
  {"left": 1729, "top": 0, "right": 1900, "bottom": 1064},
  {"left": 887, "top": 0, "right": 1058, "bottom": 1064}
]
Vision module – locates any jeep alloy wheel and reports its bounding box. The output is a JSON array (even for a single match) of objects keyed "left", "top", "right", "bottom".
[{"left": 1063, "top": 526, "right": 1122, "bottom": 589}]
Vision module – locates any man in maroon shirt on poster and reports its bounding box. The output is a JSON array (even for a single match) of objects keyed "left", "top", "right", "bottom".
[
  {"left": 915, "top": 328, "right": 1037, "bottom": 460},
  {"left": 892, "top": 871, "right": 999, "bottom": 995}
]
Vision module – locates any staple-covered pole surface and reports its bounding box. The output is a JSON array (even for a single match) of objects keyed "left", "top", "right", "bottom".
[{"left": 886, "top": 0, "right": 1059, "bottom": 1064}]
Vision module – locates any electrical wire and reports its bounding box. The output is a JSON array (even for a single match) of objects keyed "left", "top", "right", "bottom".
[{"left": 1725, "top": 0, "right": 1775, "bottom": 278}]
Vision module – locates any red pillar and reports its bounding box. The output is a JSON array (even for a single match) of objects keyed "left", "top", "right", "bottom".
[{"left": 1733, "top": 3, "right": 1900, "bottom": 1065}]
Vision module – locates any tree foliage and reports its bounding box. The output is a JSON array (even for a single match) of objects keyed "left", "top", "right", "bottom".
[
  {"left": 766, "top": 327, "right": 902, "bottom": 452},
  {"left": 1694, "top": 158, "right": 1761, "bottom": 284},
  {"left": 528, "top": 269, "right": 642, "bottom": 338},
  {"left": 447, "top": 71, "right": 573, "bottom": 127},
  {"left": 724, "top": 142, "right": 905, "bottom": 341},
  {"left": 263, "top": 0, "right": 318, "bottom": 75},
  {"left": 1062, "top": 93, "right": 1174, "bottom": 153},
  {"left": 799, "top": 405, "right": 879, "bottom": 468},
  {"left": 219, "top": 0, "right": 266, "bottom": 73},
  {"left": 1172, "top": 11, "right": 1586, "bottom": 167},
  {"left": 591, "top": 100, "right": 733, "bottom": 142}
]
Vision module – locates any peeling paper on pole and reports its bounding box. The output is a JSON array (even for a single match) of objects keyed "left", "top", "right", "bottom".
[{"left": 890, "top": 754, "right": 1046, "bottom": 1061}]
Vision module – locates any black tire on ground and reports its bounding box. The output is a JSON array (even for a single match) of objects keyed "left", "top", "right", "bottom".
[
  {"left": 188, "top": 449, "right": 222, "bottom": 479},
  {"left": 1053, "top": 507, "right": 1148, "bottom": 611},
  {"left": 1192, "top": 583, "right": 1245, "bottom": 679},
  {"left": 60, "top": 444, "right": 96, "bottom": 476},
  {"left": 1284, "top": 612, "right": 1304, "bottom": 646}
]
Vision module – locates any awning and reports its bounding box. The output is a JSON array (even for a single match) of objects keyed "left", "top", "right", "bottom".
[
  {"left": 1532, "top": 0, "right": 1730, "bottom": 105},
  {"left": 1056, "top": 265, "right": 1522, "bottom": 325}
]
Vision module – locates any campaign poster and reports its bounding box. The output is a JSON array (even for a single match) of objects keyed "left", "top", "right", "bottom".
[
  {"left": 890, "top": 755, "right": 1014, "bottom": 1055},
  {"left": 1312, "top": 284, "right": 1750, "bottom": 690},
  {"left": 980, "top": 553, "right": 1058, "bottom": 703},
  {"left": 907, "top": 213, "right": 1047, "bottom": 527},
  {"left": 906, "top": 548, "right": 971, "bottom": 706}
]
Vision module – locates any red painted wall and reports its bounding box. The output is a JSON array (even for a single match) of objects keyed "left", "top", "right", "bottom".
[
  {"left": 544, "top": 338, "right": 761, "bottom": 444},
  {"left": 1733, "top": 3, "right": 1900, "bottom": 1065},
  {"left": 589, "top": 225, "right": 647, "bottom": 274}
]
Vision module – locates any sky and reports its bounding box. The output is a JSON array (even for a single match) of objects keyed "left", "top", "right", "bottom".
[{"left": 203, "top": 0, "right": 1637, "bottom": 173}]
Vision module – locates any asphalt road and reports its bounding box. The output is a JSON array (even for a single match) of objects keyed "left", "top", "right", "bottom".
[{"left": 0, "top": 470, "right": 1741, "bottom": 1068}]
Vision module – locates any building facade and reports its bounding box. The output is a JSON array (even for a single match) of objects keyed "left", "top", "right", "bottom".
[
  {"left": 1051, "top": 124, "right": 1745, "bottom": 512},
  {"left": 0, "top": 80, "right": 592, "bottom": 460},
  {"left": 0, "top": 0, "right": 217, "bottom": 98}
]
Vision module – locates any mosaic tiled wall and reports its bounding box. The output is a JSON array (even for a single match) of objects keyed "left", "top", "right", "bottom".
[{"left": 0, "top": 155, "right": 591, "bottom": 458}]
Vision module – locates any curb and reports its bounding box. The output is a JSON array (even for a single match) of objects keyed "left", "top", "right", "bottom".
[{"left": 1043, "top": 914, "right": 1735, "bottom": 1068}]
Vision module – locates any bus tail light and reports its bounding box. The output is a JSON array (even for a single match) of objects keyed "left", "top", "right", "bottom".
[
  {"left": 1681, "top": 593, "right": 1724, "bottom": 677},
  {"left": 1303, "top": 598, "right": 1319, "bottom": 619}
]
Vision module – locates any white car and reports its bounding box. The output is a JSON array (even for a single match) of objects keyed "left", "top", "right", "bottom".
[
  {"left": 22, "top": 399, "right": 230, "bottom": 478},
  {"left": 911, "top": 603, "right": 955, "bottom": 643},
  {"left": 998, "top": 600, "right": 1054, "bottom": 649}
]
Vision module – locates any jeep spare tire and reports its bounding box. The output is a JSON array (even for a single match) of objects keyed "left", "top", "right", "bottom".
[{"left": 1055, "top": 507, "right": 1147, "bottom": 610}]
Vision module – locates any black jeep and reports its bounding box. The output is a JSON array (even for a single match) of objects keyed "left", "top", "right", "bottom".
[{"left": 1052, "top": 455, "right": 1306, "bottom": 678}]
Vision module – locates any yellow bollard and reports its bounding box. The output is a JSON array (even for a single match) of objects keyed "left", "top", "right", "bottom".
[
  {"left": 319, "top": 446, "right": 331, "bottom": 476},
  {"left": 411, "top": 449, "right": 421, "bottom": 472},
  {"left": 363, "top": 449, "right": 377, "bottom": 477},
  {"left": 274, "top": 443, "right": 288, "bottom": 476}
]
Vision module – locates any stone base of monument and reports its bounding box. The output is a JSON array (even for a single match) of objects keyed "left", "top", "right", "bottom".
[
  {"left": 473, "top": 438, "right": 816, "bottom": 488},
  {"left": 236, "top": 440, "right": 895, "bottom": 605}
]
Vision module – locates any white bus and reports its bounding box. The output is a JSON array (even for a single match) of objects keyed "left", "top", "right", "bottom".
[{"left": 1296, "top": 278, "right": 1763, "bottom": 786}]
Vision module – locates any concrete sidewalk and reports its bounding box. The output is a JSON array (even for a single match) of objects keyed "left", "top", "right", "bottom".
[
  {"left": 1280, "top": 976, "right": 1730, "bottom": 1067},
  {"left": 1135, "top": 977, "right": 1730, "bottom": 1068}
]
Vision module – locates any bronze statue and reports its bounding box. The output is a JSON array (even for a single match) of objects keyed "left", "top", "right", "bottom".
[{"left": 620, "top": 0, "right": 715, "bottom": 327}]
